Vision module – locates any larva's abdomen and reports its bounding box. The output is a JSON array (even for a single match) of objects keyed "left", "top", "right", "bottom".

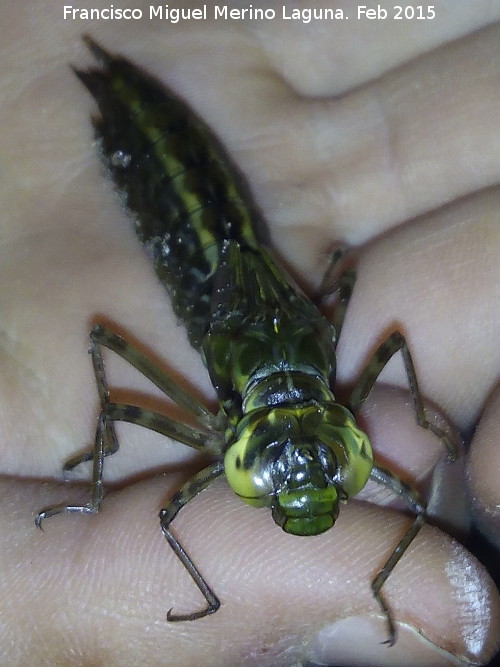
[{"left": 76, "top": 36, "right": 264, "bottom": 349}]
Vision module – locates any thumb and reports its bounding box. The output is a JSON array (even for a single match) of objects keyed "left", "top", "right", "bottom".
[{"left": 5, "top": 475, "right": 500, "bottom": 666}]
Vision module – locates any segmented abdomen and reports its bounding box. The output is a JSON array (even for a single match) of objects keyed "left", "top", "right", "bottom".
[{"left": 77, "top": 37, "right": 264, "bottom": 349}]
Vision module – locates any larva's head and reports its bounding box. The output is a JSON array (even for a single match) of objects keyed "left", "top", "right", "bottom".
[{"left": 224, "top": 403, "right": 373, "bottom": 536}]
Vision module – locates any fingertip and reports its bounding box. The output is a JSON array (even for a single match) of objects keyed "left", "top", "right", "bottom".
[
  {"left": 10, "top": 472, "right": 500, "bottom": 665},
  {"left": 174, "top": 484, "right": 500, "bottom": 665},
  {"left": 308, "top": 616, "right": 472, "bottom": 667}
]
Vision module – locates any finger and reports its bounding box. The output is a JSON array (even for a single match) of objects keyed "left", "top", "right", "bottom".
[
  {"left": 261, "top": 23, "right": 500, "bottom": 280},
  {"left": 249, "top": 0, "right": 499, "bottom": 94},
  {"left": 7, "top": 476, "right": 500, "bottom": 666},
  {"left": 355, "top": 385, "right": 467, "bottom": 534},
  {"left": 336, "top": 190, "right": 500, "bottom": 429}
]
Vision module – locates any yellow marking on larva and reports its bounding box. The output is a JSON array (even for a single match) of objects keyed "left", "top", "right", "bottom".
[
  {"left": 223, "top": 178, "right": 242, "bottom": 202},
  {"left": 115, "top": 79, "right": 143, "bottom": 114},
  {"left": 267, "top": 409, "right": 278, "bottom": 426},
  {"left": 143, "top": 123, "right": 163, "bottom": 144},
  {"left": 196, "top": 225, "right": 218, "bottom": 250}
]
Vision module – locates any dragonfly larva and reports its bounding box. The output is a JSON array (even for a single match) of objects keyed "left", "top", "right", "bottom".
[{"left": 36, "top": 35, "right": 457, "bottom": 645}]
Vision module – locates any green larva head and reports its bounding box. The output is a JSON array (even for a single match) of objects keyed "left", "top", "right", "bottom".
[{"left": 224, "top": 402, "right": 373, "bottom": 536}]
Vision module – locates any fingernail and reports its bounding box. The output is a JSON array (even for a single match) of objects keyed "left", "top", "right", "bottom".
[{"left": 307, "top": 615, "right": 473, "bottom": 666}]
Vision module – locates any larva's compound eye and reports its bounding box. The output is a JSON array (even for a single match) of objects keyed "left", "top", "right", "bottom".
[{"left": 224, "top": 402, "right": 373, "bottom": 537}]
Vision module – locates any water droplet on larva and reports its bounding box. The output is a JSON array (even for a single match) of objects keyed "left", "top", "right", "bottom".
[{"left": 110, "top": 150, "right": 132, "bottom": 168}]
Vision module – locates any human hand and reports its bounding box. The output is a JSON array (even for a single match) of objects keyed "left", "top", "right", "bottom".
[{"left": 1, "top": 2, "right": 499, "bottom": 665}]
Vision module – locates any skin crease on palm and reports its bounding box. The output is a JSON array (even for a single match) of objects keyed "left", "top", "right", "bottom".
[{"left": 1, "top": 1, "right": 500, "bottom": 665}]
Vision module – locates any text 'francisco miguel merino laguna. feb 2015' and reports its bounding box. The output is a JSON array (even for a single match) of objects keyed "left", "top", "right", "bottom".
[{"left": 61, "top": 4, "right": 403, "bottom": 24}]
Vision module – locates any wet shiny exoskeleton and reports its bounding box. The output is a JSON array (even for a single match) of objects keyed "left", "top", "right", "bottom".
[{"left": 36, "top": 36, "right": 456, "bottom": 644}]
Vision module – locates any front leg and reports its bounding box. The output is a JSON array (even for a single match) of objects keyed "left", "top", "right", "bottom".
[
  {"left": 368, "top": 464, "right": 427, "bottom": 645},
  {"left": 348, "top": 331, "right": 457, "bottom": 460}
]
